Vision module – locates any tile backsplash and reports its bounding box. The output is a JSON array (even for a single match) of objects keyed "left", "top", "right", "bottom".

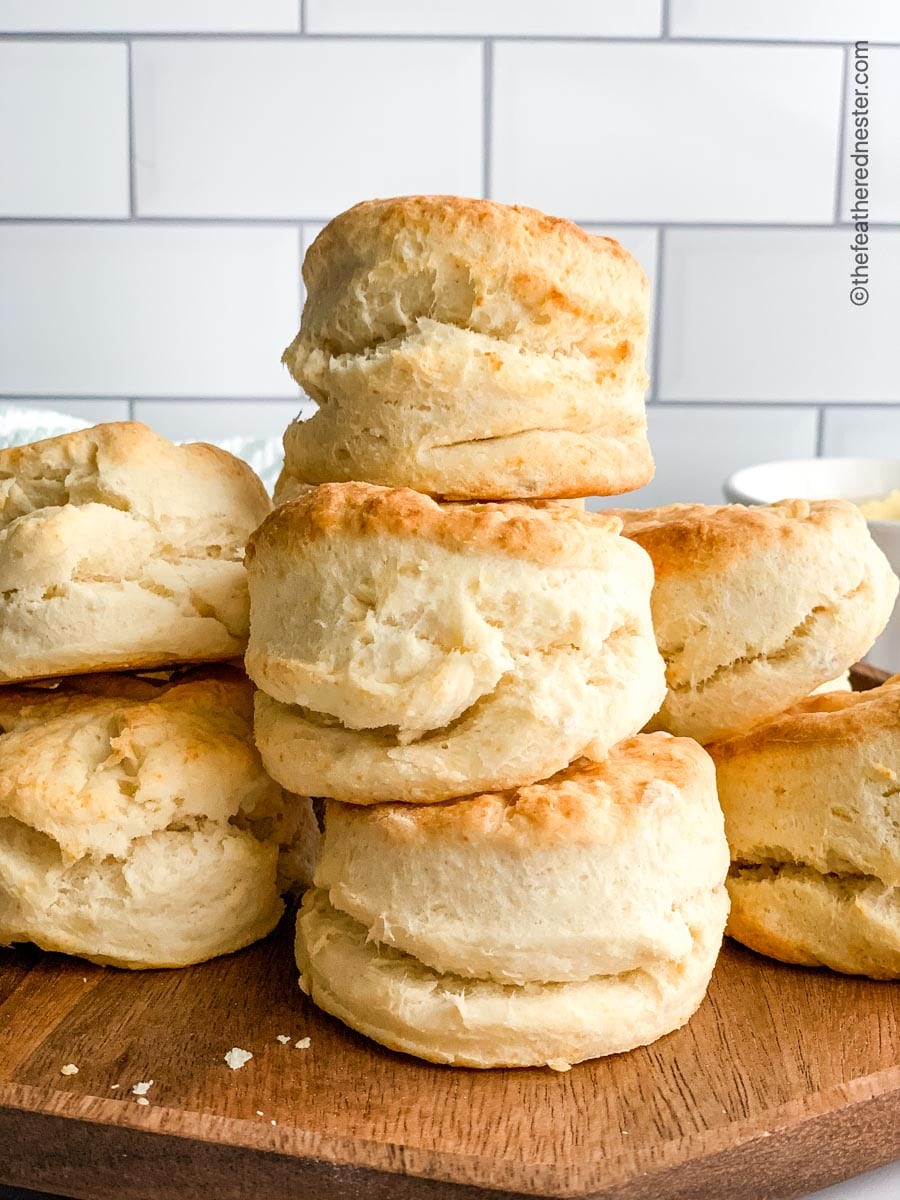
[{"left": 1, "top": 1, "right": 897, "bottom": 505}]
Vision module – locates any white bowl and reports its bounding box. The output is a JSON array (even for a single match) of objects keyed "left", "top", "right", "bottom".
[{"left": 724, "top": 457, "right": 900, "bottom": 673}]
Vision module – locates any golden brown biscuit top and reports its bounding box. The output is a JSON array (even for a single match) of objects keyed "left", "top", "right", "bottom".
[
  {"left": 325, "top": 733, "right": 715, "bottom": 848},
  {"left": 609, "top": 499, "right": 864, "bottom": 580},
  {"left": 295, "top": 195, "right": 650, "bottom": 366},
  {"left": 248, "top": 482, "right": 624, "bottom": 567},
  {"left": 304, "top": 194, "right": 641, "bottom": 281},
  {"left": 0, "top": 668, "right": 264, "bottom": 856},
  {"left": 0, "top": 667, "right": 253, "bottom": 737},
  {"left": 709, "top": 675, "right": 900, "bottom": 759},
  {"left": 0, "top": 421, "right": 270, "bottom": 532}
]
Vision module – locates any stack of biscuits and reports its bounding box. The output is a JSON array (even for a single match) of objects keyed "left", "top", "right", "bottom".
[
  {"left": 246, "top": 196, "right": 732, "bottom": 1068},
  {"left": 0, "top": 422, "right": 319, "bottom": 969},
  {"left": 607, "top": 500, "right": 899, "bottom": 979}
]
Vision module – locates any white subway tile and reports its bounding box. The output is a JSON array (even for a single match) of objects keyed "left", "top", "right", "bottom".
[
  {"left": 822, "top": 407, "right": 900, "bottom": 457},
  {"left": 5, "top": 399, "right": 131, "bottom": 424},
  {"left": 0, "top": 2, "right": 299, "bottom": 32},
  {"left": 133, "top": 40, "right": 482, "bottom": 218},
  {"left": 841, "top": 46, "right": 900, "bottom": 222},
  {"left": 0, "top": 43, "right": 128, "bottom": 217},
  {"left": 307, "top": 0, "right": 661, "bottom": 36},
  {"left": 133, "top": 400, "right": 312, "bottom": 442},
  {"left": 0, "top": 225, "right": 301, "bottom": 398},
  {"left": 492, "top": 42, "right": 841, "bottom": 222},
  {"left": 659, "top": 229, "right": 900, "bottom": 402},
  {"left": 671, "top": 1, "right": 900, "bottom": 43},
  {"left": 590, "top": 406, "right": 819, "bottom": 510}
]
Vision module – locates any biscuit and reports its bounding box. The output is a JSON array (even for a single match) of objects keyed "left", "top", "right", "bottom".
[
  {"left": 611, "top": 500, "right": 898, "bottom": 743},
  {"left": 315, "top": 735, "right": 728, "bottom": 983},
  {"left": 0, "top": 668, "right": 318, "bottom": 968},
  {"left": 295, "top": 887, "right": 728, "bottom": 1069},
  {"left": 0, "top": 422, "right": 271, "bottom": 683},
  {"left": 277, "top": 196, "right": 653, "bottom": 500},
  {"left": 247, "top": 484, "right": 666, "bottom": 803},
  {"left": 710, "top": 678, "right": 900, "bottom": 978}
]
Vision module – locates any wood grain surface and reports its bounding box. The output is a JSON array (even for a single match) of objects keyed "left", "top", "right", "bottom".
[{"left": 0, "top": 667, "right": 897, "bottom": 1200}]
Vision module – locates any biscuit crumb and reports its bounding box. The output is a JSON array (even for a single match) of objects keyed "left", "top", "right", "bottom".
[
  {"left": 256, "top": 1110, "right": 264, "bottom": 1116},
  {"left": 546, "top": 1058, "right": 572, "bottom": 1073},
  {"left": 135, "top": 1097, "right": 150, "bottom": 1106},
  {"left": 110, "top": 1084, "right": 120, "bottom": 1090},
  {"left": 294, "top": 1037, "right": 311, "bottom": 1050},
  {"left": 270, "top": 1119, "right": 277, "bottom": 1126},
  {"left": 224, "top": 1047, "right": 253, "bottom": 1070},
  {"left": 60, "top": 1063, "right": 78, "bottom": 1076},
  {"left": 276, "top": 1035, "right": 291, "bottom": 1045},
  {"left": 132, "top": 1080, "right": 153, "bottom": 1096}
]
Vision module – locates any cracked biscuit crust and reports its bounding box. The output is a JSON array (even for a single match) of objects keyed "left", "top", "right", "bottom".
[
  {"left": 0, "top": 668, "right": 317, "bottom": 968},
  {"left": 726, "top": 866, "right": 900, "bottom": 979},
  {"left": 611, "top": 499, "right": 899, "bottom": 743},
  {"left": 0, "top": 422, "right": 271, "bottom": 682},
  {"left": 247, "top": 484, "right": 666, "bottom": 803},
  {"left": 278, "top": 196, "right": 652, "bottom": 500},
  {"left": 711, "top": 677, "right": 900, "bottom": 978}
]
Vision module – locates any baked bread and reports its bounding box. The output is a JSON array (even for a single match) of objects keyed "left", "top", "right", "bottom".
[
  {"left": 314, "top": 735, "right": 729, "bottom": 983},
  {"left": 247, "top": 483, "right": 666, "bottom": 804},
  {"left": 610, "top": 500, "right": 898, "bottom": 743},
  {"left": 296, "top": 887, "right": 726, "bottom": 1070},
  {"left": 0, "top": 668, "right": 318, "bottom": 968},
  {"left": 0, "top": 422, "right": 271, "bottom": 683},
  {"left": 277, "top": 195, "right": 653, "bottom": 501},
  {"left": 710, "top": 678, "right": 900, "bottom": 979}
]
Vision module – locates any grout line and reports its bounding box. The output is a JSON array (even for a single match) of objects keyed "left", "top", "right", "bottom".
[
  {"left": 0, "top": 394, "right": 305, "bottom": 404},
  {"left": 646, "top": 399, "right": 900, "bottom": 409},
  {"left": 0, "top": 32, "right": 896, "bottom": 46},
  {"left": 5, "top": 217, "right": 900, "bottom": 231},
  {"left": 648, "top": 228, "right": 666, "bottom": 403},
  {"left": 7, "top": 398, "right": 900, "bottom": 412},
  {"left": 661, "top": 0, "right": 671, "bottom": 38},
  {"left": 833, "top": 43, "right": 850, "bottom": 223},
  {"left": 0, "top": 216, "right": 325, "bottom": 227},
  {"left": 126, "top": 41, "right": 136, "bottom": 217},
  {"left": 815, "top": 407, "right": 827, "bottom": 455},
  {"left": 127, "top": 398, "right": 136, "bottom": 420},
  {"left": 299, "top": 0, "right": 306, "bottom": 35},
  {"left": 482, "top": 40, "right": 493, "bottom": 199},
  {"left": 297, "top": 226, "right": 305, "bottom": 319},
  {"left": 4, "top": 394, "right": 900, "bottom": 408}
]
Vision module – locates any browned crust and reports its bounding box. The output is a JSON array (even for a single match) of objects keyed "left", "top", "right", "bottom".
[
  {"left": 0, "top": 421, "right": 270, "bottom": 515},
  {"left": 609, "top": 499, "right": 864, "bottom": 580},
  {"left": 0, "top": 666, "right": 253, "bottom": 728},
  {"left": 324, "top": 733, "right": 714, "bottom": 843},
  {"left": 0, "top": 420, "right": 153, "bottom": 473},
  {"left": 0, "top": 648, "right": 246, "bottom": 688},
  {"left": 248, "top": 482, "right": 623, "bottom": 566},
  {"left": 302, "top": 194, "right": 644, "bottom": 291},
  {"left": 709, "top": 675, "right": 900, "bottom": 760},
  {"left": 725, "top": 905, "right": 822, "bottom": 969}
]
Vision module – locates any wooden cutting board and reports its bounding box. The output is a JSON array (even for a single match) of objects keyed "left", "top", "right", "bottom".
[{"left": 1, "top": 666, "right": 898, "bottom": 1200}]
